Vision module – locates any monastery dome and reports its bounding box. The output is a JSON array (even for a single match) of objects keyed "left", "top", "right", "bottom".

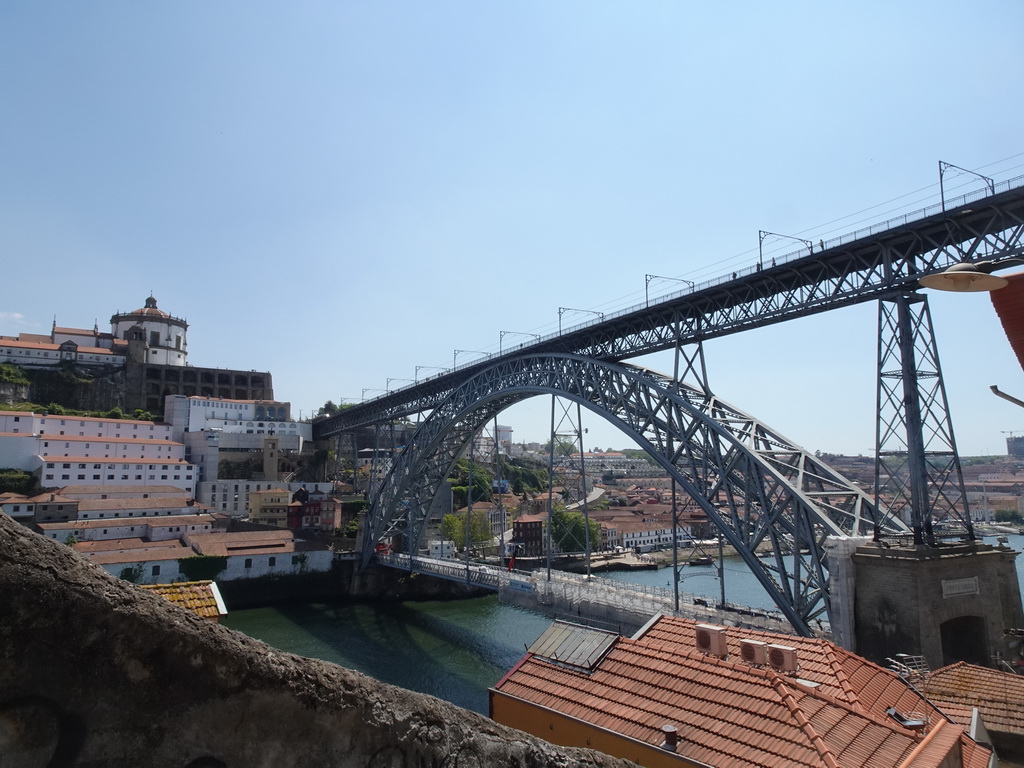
[{"left": 129, "top": 295, "right": 170, "bottom": 318}]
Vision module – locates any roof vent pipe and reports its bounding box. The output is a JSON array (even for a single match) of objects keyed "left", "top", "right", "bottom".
[{"left": 661, "top": 724, "right": 678, "bottom": 752}]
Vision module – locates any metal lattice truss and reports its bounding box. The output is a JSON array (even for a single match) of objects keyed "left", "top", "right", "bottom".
[
  {"left": 572, "top": 188, "right": 1024, "bottom": 361},
  {"left": 876, "top": 293, "right": 973, "bottom": 542},
  {"left": 365, "top": 354, "right": 909, "bottom": 635},
  {"left": 316, "top": 179, "right": 1024, "bottom": 439}
]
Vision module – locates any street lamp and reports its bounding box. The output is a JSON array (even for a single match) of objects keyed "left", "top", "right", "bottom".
[
  {"left": 920, "top": 257, "right": 1024, "bottom": 410},
  {"left": 645, "top": 274, "right": 694, "bottom": 307},
  {"left": 558, "top": 307, "right": 604, "bottom": 334},
  {"left": 500, "top": 330, "right": 540, "bottom": 353},
  {"left": 918, "top": 258, "right": 1024, "bottom": 293},
  {"left": 758, "top": 230, "right": 813, "bottom": 270},
  {"left": 454, "top": 349, "right": 488, "bottom": 370},
  {"left": 415, "top": 365, "right": 447, "bottom": 382}
]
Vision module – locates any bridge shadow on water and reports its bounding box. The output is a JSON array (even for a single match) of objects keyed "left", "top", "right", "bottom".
[{"left": 224, "top": 596, "right": 552, "bottom": 715}]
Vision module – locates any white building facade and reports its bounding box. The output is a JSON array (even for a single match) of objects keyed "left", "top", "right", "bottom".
[
  {"left": 0, "top": 295, "right": 188, "bottom": 371},
  {"left": 0, "top": 411, "right": 197, "bottom": 494}
]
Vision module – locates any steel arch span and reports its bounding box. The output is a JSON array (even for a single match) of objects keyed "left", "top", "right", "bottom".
[{"left": 365, "top": 353, "right": 909, "bottom": 635}]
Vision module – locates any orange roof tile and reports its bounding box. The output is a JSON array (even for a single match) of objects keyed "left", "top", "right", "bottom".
[
  {"left": 138, "top": 581, "right": 226, "bottom": 620},
  {"left": 40, "top": 456, "right": 190, "bottom": 465},
  {"left": 923, "top": 661, "right": 1024, "bottom": 735},
  {"left": 40, "top": 434, "right": 178, "bottom": 444},
  {"left": 492, "top": 616, "right": 990, "bottom": 768}
]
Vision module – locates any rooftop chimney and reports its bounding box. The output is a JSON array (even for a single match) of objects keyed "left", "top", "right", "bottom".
[{"left": 660, "top": 724, "right": 678, "bottom": 752}]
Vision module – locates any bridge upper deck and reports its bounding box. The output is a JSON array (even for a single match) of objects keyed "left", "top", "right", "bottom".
[{"left": 315, "top": 176, "right": 1024, "bottom": 438}]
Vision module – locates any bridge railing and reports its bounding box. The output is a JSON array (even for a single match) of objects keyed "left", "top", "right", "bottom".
[
  {"left": 376, "top": 553, "right": 801, "bottom": 633},
  {"left": 362, "top": 173, "right": 1024, "bottom": 401}
]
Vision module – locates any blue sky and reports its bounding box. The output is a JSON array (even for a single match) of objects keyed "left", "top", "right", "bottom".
[{"left": 1, "top": 2, "right": 1022, "bottom": 457}]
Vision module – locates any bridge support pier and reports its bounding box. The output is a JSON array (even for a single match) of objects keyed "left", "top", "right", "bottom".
[{"left": 851, "top": 539, "right": 1024, "bottom": 670}]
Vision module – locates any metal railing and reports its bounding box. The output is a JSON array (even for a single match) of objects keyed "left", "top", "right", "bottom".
[{"left": 364, "top": 174, "right": 1024, "bottom": 401}]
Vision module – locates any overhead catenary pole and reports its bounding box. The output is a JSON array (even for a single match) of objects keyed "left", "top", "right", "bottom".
[
  {"left": 576, "top": 402, "right": 592, "bottom": 579},
  {"left": 494, "top": 415, "right": 505, "bottom": 569},
  {"left": 546, "top": 395, "right": 556, "bottom": 581}
]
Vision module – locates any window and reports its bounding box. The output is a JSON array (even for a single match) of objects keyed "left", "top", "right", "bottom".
[
  {"left": 244, "top": 558, "right": 252, "bottom": 569},
  {"left": 152, "top": 565, "right": 161, "bottom": 576},
  {"left": 269, "top": 557, "right": 276, "bottom": 566},
  {"left": 291, "top": 556, "right": 299, "bottom": 565}
]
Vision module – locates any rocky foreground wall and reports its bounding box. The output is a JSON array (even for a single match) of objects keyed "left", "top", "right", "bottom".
[{"left": 0, "top": 515, "right": 635, "bottom": 768}]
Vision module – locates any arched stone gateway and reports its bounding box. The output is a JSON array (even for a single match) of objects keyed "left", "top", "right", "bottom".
[{"left": 365, "top": 353, "right": 909, "bottom": 635}]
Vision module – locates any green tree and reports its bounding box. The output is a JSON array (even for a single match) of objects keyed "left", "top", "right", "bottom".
[
  {"left": 440, "top": 509, "right": 492, "bottom": 550},
  {"left": 551, "top": 510, "right": 601, "bottom": 553},
  {"left": 448, "top": 458, "right": 493, "bottom": 509},
  {"left": 0, "top": 468, "right": 38, "bottom": 495},
  {"left": 995, "top": 509, "right": 1023, "bottom": 524},
  {"left": 317, "top": 400, "right": 340, "bottom": 418},
  {"left": 0, "top": 363, "right": 29, "bottom": 385},
  {"left": 178, "top": 555, "right": 228, "bottom": 581},
  {"left": 119, "top": 563, "right": 145, "bottom": 583}
]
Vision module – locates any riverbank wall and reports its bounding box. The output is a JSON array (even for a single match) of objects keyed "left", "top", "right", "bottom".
[
  {"left": 501, "top": 579, "right": 655, "bottom": 635},
  {"left": 217, "top": 556, "right": 488, "bottom": 609}
]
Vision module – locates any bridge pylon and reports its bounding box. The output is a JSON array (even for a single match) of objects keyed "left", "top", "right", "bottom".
[{"left": 874, "top": 291, "right": 974, "bottom": 544}]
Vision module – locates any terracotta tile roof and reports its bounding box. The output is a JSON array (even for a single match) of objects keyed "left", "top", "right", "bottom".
[
  {"left": 59, "top": 485, "right": 186, "bottom": 497},
  {"left": 35, "top": 413, "right": 165, "bottom": 426},
  {"left": 74, "top": 538, "right": 183, "bottom": 553},
  {"left": 138, "top": 581, "right": 226, "bottom": 620},
  {"left": 38, "top": 513, "right": 216, "bottom": 530},
  {"left": 76, "top": 497, "right": 206, "bottom": 512},
  {"left": 516, "top": 514, "right": 545, "bottom": 523},
  {"left": 0, "top": 338, "right": 119, "bottom": 354},
  {"left": 40, "top": 456, "right": 190, "bottom": 465},
  {"left": 40, "top": 434, "right": 178, "bottom": 444},
  {"left": 492, "top": 616, "right": 990, "bottom": 768},
  {"left": 184, "top": 529, "right": 323, "bottom": 558},
  {"left": 25, "top": 493, "right": 78, "bottom": 504},
  {"left": 923, "top": 661, "right": 1024, "bottom": 735},
  {"left": 78, "top": 539, "right": 193, "bottom": 564}
]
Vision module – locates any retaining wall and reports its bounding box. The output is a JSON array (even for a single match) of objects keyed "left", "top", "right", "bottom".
[{"left": 0, "top": 515, "right": 634, "bottom": 768}]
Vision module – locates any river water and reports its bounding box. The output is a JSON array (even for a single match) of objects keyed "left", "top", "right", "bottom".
[{"left": 222, "top": 533, "right": 1024, "bottom": 715}]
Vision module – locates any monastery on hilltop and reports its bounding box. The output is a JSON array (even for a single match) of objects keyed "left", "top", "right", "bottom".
[{"left": 0, "top": 295, "right": 273, "bottom": 415}]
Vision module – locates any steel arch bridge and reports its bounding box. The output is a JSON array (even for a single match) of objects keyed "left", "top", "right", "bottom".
[
  {"left": 365, "top": 352, "right": 898, "bottom": 635},
  {"left": 316, "top": 174, "right": 1024, "bottom": 636}
]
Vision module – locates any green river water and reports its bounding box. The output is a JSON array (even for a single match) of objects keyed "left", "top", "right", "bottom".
[{"left": 222, "top": 533, "right": 1024, "bottom": 715}]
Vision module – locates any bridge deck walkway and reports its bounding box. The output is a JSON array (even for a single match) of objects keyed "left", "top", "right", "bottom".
[{"left": 372, "top": 553, "right": 809, "bottom": 637}]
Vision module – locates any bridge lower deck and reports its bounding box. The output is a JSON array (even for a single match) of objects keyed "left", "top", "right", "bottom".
[{"left": 374, "top": 553, "right": 813, "bottom": 637}]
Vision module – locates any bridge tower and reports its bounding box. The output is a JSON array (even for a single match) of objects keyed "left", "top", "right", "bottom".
[{"left": 849, "top": 289, "right": 1024, "bottom": 668}]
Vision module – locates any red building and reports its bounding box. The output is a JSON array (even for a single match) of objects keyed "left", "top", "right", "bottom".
[{"left": 511, "top": 513, "right": 545, "bottom": 557}]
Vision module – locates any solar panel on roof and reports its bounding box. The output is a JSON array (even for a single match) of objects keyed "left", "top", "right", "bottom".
[{"left": 527, "top": 621, "right": 618, "bottom": 671}]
